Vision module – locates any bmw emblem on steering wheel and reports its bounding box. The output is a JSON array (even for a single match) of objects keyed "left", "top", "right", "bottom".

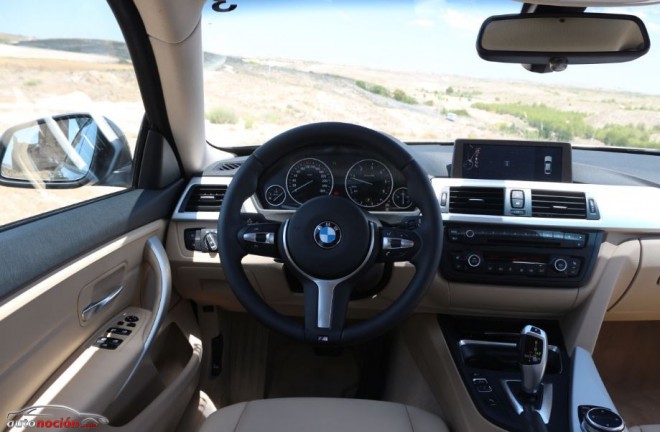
[{"left": 314, "top": 221, "right": 342, "bottom": 249}]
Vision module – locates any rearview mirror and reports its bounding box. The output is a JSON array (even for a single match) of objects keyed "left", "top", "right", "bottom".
[
  {"left": 0, "top": 114, "right": 132, "bottom": 188},
  {"left": 477, "top": 13, "right": 650, "bottom": 72}
]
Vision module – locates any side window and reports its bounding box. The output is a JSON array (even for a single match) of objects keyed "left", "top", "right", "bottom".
[{"left": 0, "top": 1, "right": 144, "bottom": 229}]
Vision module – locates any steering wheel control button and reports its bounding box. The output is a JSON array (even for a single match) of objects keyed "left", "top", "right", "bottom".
[
  {"left": 313, "top": 221, "right": 342, "bottom": 249},
  {"left": 125, "top": 315, "right": 139, "bottom": 323},
  {"left": 239, "top": 223, "right": 280, "bottom": 257},
  {"left": 379, "top": 228, "right": 421, "bottom": 262},
  {"left": 127, "top": 323, "right": 136, "bottom": 328}
]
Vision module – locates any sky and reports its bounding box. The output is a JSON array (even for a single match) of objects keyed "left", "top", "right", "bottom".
[
  {"left": 0, "top": 0, "right": 659, "bottom": 94},
  {"left": 201, "top": 0, "right": 660, "bottom": 94}
]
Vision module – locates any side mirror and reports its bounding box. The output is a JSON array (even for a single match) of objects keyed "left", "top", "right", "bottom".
[
  {"left": 0, "top": 114, "right": 132, "bottom": 188},
  {"left": 477, "top": 13, "right": 650, "bottom": 72}
]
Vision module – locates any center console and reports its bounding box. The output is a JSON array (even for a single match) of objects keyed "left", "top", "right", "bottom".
[
  {"left": 439, "top": 316, "right": 627, "bottom": 432},
  {"left": 440, "top": 224, "right": 603, "bottom": 288}
]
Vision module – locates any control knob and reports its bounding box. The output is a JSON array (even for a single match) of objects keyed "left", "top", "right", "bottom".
[
  {"left": 467, "top": 253, "right": 482, "bottom": 268},
  {"left": 553, "top": 258, "right": 568, "bottom": 273},
  {"left": 581, "top": 407, "right": 624, "bottom": 432}
]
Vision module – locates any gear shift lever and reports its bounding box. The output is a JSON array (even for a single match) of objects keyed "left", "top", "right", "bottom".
[{"left": 519, "top": 325, "right": 548, "bottom": 396}]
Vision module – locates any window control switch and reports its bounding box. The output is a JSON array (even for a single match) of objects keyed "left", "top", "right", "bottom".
[
  {"left": 96, "top": 336, "right": 123, "bottom": 349},
  {"left": 107, "top": 327, "right": 132, "bottom": 336}
]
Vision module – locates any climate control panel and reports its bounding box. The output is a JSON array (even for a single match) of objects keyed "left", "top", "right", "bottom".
[{"left": 441, "top": 224, "right": 602, "bottom": 288}]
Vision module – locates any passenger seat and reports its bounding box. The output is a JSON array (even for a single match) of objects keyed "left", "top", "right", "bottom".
[{"left": 629, "top": 426, "right": 660, "bottom": 432}]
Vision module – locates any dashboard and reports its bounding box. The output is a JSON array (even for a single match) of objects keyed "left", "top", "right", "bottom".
[
  {"left": 169, "top": 135, "right": 660, "bottom": 324},
  {"left": 255, "top": 145, "right": 414, "bottom": 212}
]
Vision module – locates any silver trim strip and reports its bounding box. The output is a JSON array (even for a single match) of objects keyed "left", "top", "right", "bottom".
[
  {"left": 458, "top": 339, "right": 559, "bottom": 354},
  {"left": 570, "top": 347, "right": 622, "bottom": 432},
  {"left": 171, "top": 177, "right": 420, "bottom": 223},
  {"left": 81, "top": 286, "right": 123, "bottom": 322},
  {"left": 174, "top": 175, "right": 660, "bottom": 232},
  {"left": 433, "top": 177, "right": 660, "bottom": 232},
  {"left": 116, "top": 236, "right": 171, "bottom": 396},
  {"left": 281, "top": 220, "right": 377, "bottom": 329}
]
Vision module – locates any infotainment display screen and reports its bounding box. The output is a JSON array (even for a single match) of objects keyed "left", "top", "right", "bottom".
[{"left": 451, "top": 139, "right": 572, "bottom": 182}]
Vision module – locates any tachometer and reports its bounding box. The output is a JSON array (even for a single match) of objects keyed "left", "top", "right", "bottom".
[
  {"left": 345, "top": 159, "right": 393, "bottom": 208},
  {"left": 286, "top": 158, "right": 334, "bottom": 204}
]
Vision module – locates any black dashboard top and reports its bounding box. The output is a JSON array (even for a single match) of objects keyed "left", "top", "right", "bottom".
[{"left": 205, "top": 141, "right": 660, "bottom": 188}]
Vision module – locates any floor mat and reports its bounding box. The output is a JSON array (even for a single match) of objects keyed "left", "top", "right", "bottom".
[
  {"left": 265, "top": 334, "right": 391, "bottom": 400},
  {"left": 593, "top": 321, "right": 660, "bottom": 427},
  {"left": 266, "top": 342, "right": 361, "bottom": 398}
]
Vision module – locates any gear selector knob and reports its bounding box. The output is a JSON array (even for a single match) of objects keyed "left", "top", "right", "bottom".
[{"left": 519, "top": 325, "right": 548, "bottom": 396}]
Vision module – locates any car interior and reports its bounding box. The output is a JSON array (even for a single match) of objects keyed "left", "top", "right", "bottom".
[{"left": 1, "top": 0, "right": 660, "bottom": 431}]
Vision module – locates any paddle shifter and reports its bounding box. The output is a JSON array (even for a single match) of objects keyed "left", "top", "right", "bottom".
[{"left": 519, "top": 325, "right": 548, "bottom": 397}]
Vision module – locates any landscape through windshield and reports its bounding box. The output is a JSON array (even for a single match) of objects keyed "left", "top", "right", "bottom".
[{"left": 201, "top": 1, "right": 660, "bottom": 150}]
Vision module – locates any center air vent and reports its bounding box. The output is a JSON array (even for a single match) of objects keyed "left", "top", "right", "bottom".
[
  {"left": 215, "top": 161, "right": 243, "bottom": 171},
  {"left": 449, "top": 187, "right": 505, "bottom": 216},
  {"left": 531, "top": 190, "right": 586, "bottom": 219},
  {"left": 181, "top": 185, "right": 227, "bottom": 212}
]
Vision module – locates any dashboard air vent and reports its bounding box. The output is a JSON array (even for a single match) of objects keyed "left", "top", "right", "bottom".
[
  {"left": 181, "top": 185, "right": 227, "bottom": 212},
  {"left": 532, "top": 190, "right": 587, "bottom": 219},
  {"left": 216, "top": 161, "right": 242, "bottom": 171},
  {"left": 449, "top": 187, "right": 505, "bottom": 216}
]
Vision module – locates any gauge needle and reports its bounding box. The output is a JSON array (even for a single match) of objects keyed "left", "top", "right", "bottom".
[
  {"left": 352, "top": 178, "right": 373, "bottom": 186},
  {"left": 291, "top": 180, "right": 313, "bottom": 193}
]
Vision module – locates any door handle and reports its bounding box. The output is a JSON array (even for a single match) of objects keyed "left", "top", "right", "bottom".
[{"left": 81, "top": 285, "right": 124, "bottom": 322}]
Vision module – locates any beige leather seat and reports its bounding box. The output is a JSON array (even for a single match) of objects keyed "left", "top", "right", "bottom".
[
  {"left": 630, "top": 426, "right": 660, "bottom": 432},
  {"left": 199, "top": 397, "right": 450, "bottom": 432}
]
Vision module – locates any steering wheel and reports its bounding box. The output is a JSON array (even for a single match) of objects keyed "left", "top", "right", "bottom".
[{"left": 218, "top": 122, "right": 442, "bottom": 345}]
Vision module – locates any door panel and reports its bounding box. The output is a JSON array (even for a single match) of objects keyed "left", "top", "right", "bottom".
[
  {"left": 0, "top": 220, "right": 165, "bottom": 421},
  {"left": 0, "top": 184, "right": 182, "bottom": 299}
]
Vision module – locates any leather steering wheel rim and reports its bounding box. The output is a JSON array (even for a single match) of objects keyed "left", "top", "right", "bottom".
[{"left": 217, "top": 122, "right": 443, "bottom": 345}]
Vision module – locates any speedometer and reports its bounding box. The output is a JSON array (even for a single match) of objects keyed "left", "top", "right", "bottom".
[
  {"left": 286, "top": 158, "right": 334, "bottom": 204},
  {"left": 345, "top": 159, "right": 393, "bottom": 208}
]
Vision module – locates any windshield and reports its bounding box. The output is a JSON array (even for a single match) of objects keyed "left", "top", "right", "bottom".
[{"left": 201, "top": 1, "right": 660, "bottom": 150}]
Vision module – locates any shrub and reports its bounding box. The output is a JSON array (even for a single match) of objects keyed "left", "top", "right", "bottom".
[
  {"left": 356, "top": 80, "right": 391, "bottom": 97},
  {"left": 473, "top": 102, "right": 592, "bottom": 141},
  {"left": 594, "top": 124, "right": 659, "bottom": 148},
  {"left": 393, "top": 89, "right": 417, "bottom": 105},
  {"left": 206, "top": 107, "right": 238, "bottom": 125}
]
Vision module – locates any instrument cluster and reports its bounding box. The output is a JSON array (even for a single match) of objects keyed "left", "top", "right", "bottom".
[{"left": 256, "top": 147, "right": 414, "bottom": 212}]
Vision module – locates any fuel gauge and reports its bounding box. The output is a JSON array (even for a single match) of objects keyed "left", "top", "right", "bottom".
[{"left": 265, "top": 184, "right": 286, "bottom": 207}]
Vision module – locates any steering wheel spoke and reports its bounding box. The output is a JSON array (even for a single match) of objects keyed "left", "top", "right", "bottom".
[
  {"left": 301, "top": 278, "right": 353, "bottom": 344},
  {"left": 237, "top": 222, "right": 281, "bottom": 258},
  {"left": 378, "top": 227, "right": 422, "bottom": 263}
]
